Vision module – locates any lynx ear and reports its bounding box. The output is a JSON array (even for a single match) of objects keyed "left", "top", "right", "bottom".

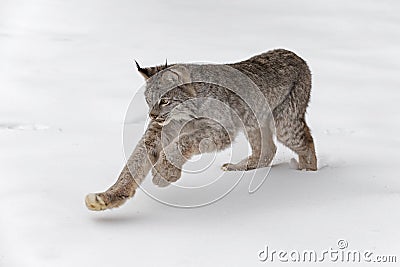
[
  {"left": 135, "top": 60, "right": 170, "bottom": 80},
  {"left": 135, "top": 60, "right": 151, "bottom": 79}
]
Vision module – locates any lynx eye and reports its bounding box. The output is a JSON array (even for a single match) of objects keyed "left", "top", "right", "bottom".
[{"left": 159, "top": 99, "right": 170, "bottom": 106}]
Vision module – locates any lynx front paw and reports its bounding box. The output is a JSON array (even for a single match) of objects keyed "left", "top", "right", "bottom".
[
  {"left": 152, "top": 171, "right": 172, "bottom": 187},
  {"left": 152, "top": 155, "right": 182, "bottom": 187},
  {"left": 85, "top": 193, "right": 107, "bottom": 211},
  {"left": 85, "top": 192, "right": 129, "bottom": 211}
]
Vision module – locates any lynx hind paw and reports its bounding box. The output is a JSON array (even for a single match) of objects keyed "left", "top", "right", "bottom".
[
  {"left": 85, "top": 193, "right": 107, "bottom": 211},
  {"left": 221, "top": 163, "right": 247, "bottom": 171}
]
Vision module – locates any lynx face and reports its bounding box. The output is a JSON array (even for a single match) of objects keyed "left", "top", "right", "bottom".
[
  {"left": 141, "top": 64, "right": 197, "bottom": 126},
  {"left": 147, "top": 96, "right": 183, "bottom": 126}
]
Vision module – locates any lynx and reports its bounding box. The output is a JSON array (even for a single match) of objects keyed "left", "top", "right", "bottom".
[{"left": 85, "top": 49, "right": 317, "bottom": 211}]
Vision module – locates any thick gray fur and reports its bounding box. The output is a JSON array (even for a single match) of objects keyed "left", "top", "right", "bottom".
[{"left": 85, "top": 49, "right": 317, "bottom": 211}]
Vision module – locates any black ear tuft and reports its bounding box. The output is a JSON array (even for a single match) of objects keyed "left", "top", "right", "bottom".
[
  {"left": 135, "top": 60, "right": 151, "bottom": 79},
  {"left": 135, "top": 60, "right": 141, "bottom": 70},
  {"left": 134, "top": 60, "right": 172, "bottom": 80}
]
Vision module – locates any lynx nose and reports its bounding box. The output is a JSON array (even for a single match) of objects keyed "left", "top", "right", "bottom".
[{"left": 149, "top": 112, "right": 158, "bottom": 120}]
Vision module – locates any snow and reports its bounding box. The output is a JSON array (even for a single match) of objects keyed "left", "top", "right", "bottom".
[{"left": 1, "top": 0, "right": 400, "bottom": 266}]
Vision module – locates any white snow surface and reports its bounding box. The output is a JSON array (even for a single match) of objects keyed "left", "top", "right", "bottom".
[{"left": 1, "top": 0, "right": 400, "bottom": 266}]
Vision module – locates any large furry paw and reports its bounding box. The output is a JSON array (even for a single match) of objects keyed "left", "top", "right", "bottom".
[
  {"left": 85, "top": 193, "right": 107, "bottom": 211},
  {"left": 298, "top": 154, "right": 318, "bottom": 171},
  {"left": 85, "top": 192, "right": 129, "bottom": 211},
  {"left": 152, "top": 154, "right": 182, "bottom": 187},
  {"left": 221, "top": 156, "right": 271, "bottom": 171},
  {"left": 152, "top": 171, "right": 172, "bottom": 187},
  {"left": 221, "top": 162, "right": 250, "bottom": 171}
]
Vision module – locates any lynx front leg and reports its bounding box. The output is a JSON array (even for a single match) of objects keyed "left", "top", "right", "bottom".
[
  {"left": 152, "top": 125, "right": 232, "bottom": 186},
  {"left": 85, "top": 122, "right": 162, "bottom": 211},
  {"left": 152, "top": 145, "right": 183, "bottom": 187},
  {"left": 222, "top": 125, "right": 276, "bottom": 171},
  {"left": 85, "top": 161, "right": 149, "bottom": 211}
]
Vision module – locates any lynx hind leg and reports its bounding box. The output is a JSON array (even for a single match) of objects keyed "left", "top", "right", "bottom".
[
  {"left": 222, "top": 125, "right": 276, "bottom": 171},
  {"left": 276, "top": 116, "right": 317, "bottom": 171}
]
